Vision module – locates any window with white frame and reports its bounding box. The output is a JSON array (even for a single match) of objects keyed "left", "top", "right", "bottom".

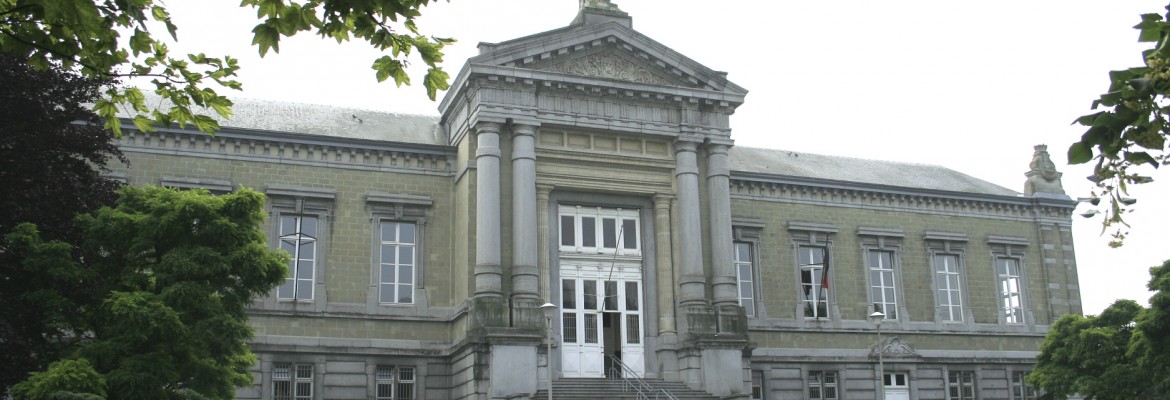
[
  {"left": 379, "top": 221, "right": 417, "bottom": 304},
  {"left": 376, "top": 365, "right": 416, "bottom": 400},
  {"left": 997, "top": 257, "right": 1025, "bottom": 324},
  {"left": 558, "top": 205, "right": 640, "bottom": 256},
  {"left": 868, "top": 250, "right": 898, "bottom": 319},
  {"left": 735, "top": 242, "right": 756, "bottom": 317},
  {"left": 1011, "top": 371, "right": 1037, "bottom": 400},
  {"left": 799, "top": 246, "right": 829, "bottom": 319},
  {"left": 751, "top": 370, "right": 764, "bottom": 400},
  {"left": 277, "top": 215, "right": 318, "bottom": 301},
  {"left": 808, "top": 370, "right": 838, "bottom": 399},
  {"left": 273, "top": 363, "right": 313, "bottom": 400},
  {"left": 948, "top": 370, "right": 976, "bottom": 400},
  {"left": 935, "top": 254, "right": 964, "bottom": 322}
]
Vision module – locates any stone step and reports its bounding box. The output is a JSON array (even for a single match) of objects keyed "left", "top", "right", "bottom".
[{"left": 531, "top": 378, "right": 719, "bottom": 400}]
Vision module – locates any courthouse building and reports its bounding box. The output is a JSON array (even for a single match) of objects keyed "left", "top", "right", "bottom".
[{"left": 111, "top": 1, "right": 1082, "bottom": 399}]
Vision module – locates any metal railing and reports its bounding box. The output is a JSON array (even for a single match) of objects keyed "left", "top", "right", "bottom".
[{"left": 607, "top": 355, "right": 678, "bottom": 400}]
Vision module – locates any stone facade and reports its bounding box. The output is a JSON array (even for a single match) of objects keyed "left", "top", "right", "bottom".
[{"left": 109, "top": 3, "right": 1079, "bottom": 400}]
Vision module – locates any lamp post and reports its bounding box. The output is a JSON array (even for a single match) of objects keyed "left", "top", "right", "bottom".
[
  {"left": 870, "top": 311, "right": 886, "bottom": 400},
  {"left": 540, "top": 302, "right": 559, "bottom": 400}
]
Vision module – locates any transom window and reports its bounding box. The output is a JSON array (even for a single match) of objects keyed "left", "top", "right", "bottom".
[
  {"left": 799, "top": 246, "right": 829, "bottom": 319},
  {"left": 376, "top": 365, "right": 416, "bottom": 400},
  {"left": 277, "top": 215, "right": 317, "bottom": 301},
  {"left": 808, "top": 371, "right": 838, "bottom": 399},
  {"left": 948, "top": 371, "right": 976, "bottom": 400},
  {"left": 559, "top": 206, "right": 640, "bottom": 256},
  {"left": 997, "top": 258, "right": 1025, "bottom": 324},
  {"left": 735, "top": 242, "right": 756, "bottom": 317},
  {"left": 379, "top": 222, "right": 416, "bottom": 304},
  {"left": 935, "top": 254, "right": 964, "bottom": 322},
  {"left": 273, "top": 363, "right": 313, "bottom": 400},
  {"left": 868, "top": 250, "right": 897, "bottom": 319}
]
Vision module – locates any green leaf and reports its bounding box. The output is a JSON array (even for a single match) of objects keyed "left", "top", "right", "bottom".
[
  {"left": 1125, "top": 151, "right": 1159, "bottom": 167},
  {"left": 132, "top": 115, "right": 156, "bottom": 133},
  {"left": 1068, "top": 141, "right": 1094, "bottom": 164}
]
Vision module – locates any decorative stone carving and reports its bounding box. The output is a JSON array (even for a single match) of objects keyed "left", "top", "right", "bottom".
[
  {"left": 1024, "top": 144, "right": 1065, "bottom": 196},
  {"left": 580, "top": 0, "right": 622, "bottom": 11},
  {"left": 544, "top": 52, "right": 675, "bottom": 86},
  {"left": 873, "top": 337, "right": 919, "bottom": 358}
]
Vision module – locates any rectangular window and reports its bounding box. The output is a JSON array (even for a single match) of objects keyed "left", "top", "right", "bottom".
[
  {"left": 868, "top": 250, "right": 897, "bottom": 319},
  {"left": 808, "top": 371, "right": 838, "bottom": 399},
  {"left": 1012, "top": 371, "right": 1036, "bottom": 400},
  {"left": 948, "top": 371, "right": 975, "bottom": 400},
  {"left": 997, "top": 258, "right": 1024, "bottom": 324},
  {"left": 379, "top": 222, "right": 416, "bottom": 304},
  {"left": 735, "top": 242, "right": 756, "bottom": 317},
  {"left": 273, "top": 363, "right": 313, "bottom": 400},
  {"left": 799, "top": 246, "right": 829, "bottom": 318},
  {"left": 751, "top": 370, "right": 764, "bottom": 400},
  {"left": 376, "top": 366, "right": 416, "bottom": 400},
  {"left": 625, "top": 314, "right": 640, "bottom": 344},
  {"left": 277, "top": 215, "right": 317, "bottom": 300},
  {"left": 935, "top": 254, "right": 964, "bottom": 322},
  {"left": 558, "top": 206, "right": 640, "bottom": 255}
]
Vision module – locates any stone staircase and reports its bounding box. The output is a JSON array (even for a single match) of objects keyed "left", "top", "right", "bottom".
[{"left": 530, "top": 377, "right": 719, "bottom": 400}]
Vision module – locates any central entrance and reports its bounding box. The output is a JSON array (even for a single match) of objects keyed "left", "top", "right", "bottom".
[{"left": 557, "top": 206, "right": 645, "bottom": 378}]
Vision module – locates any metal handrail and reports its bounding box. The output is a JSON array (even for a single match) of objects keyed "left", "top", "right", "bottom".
[{"left": 607, "top": 355, "right": 678, "bottom": 400}]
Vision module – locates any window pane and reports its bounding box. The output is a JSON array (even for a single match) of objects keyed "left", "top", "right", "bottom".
[
  {"left": 604, "top": 281, "right": 618, "bottom": 311},
  {"left": 381, "top": 265, "right": 395, "bottom": 285},
  {"left": 300, "top": 217, "right": 317, "bottom": 236},
  {"left": 381, "top": 222, "right": 396, "bottom": 242},
  {"left": 278, "top": 280, "right": 294, "bottom": 299},
  {"left": 298, "top": 241, "right": 315, "bottom": 259},
  {"left": 562, "top": 313, "right": 578, "bottom": 343},
  {"left": 398, "top": 246, "right": 413, "bottom": 265},
  {"left": 622, "top": 219, "right": 637, "bottom": 249},
  {"left": 400, "top": 223, "right": 415, "bottom": 244},
  {"left": 581, "top": 217, "right": 596, "bottom": 247},
  {"left": 560, "top": 216, "right": 574, "bottom": 246},
  {"left": 296, "top": 280, "right": 313, "bottom": 299},
  {"left": 625, "top": 282, "right": 639, "bottom": 311},
  {"left": 626, "top": 314, "right": 640, "bottom": 344},
  {"left": 398, "top": 284, "right": 412, "bottom": 303},
  {"left": 602, "top": 218, "right": 617, "bottom": 248},
  {"left": 380, "top": 283, "right": 394, "bottom": 303},
  {"left": 296, "top": 259, "right": 314, "bottom": 278},
  {"left": 562, "top": 279, "right": 576, "bottom": 309},
  {"left": 281, "top": 217, "right": 297, "bottom": 235},
  {"left": 399, "top": 265, "right": 413, "bottom": 284},
  {"left": 584, "top": 314, "right": 598, "bottom": 343},
  {"left": 583, "top": 280, "right": 597, "bottom": 310}
]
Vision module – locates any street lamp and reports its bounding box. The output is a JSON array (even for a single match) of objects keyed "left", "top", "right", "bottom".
[
  {"left": 540, "top": 302, "right": 559, "bottom": 400},
  {"left": 869, "top": 311, "right": 886, "bottom": 400}
]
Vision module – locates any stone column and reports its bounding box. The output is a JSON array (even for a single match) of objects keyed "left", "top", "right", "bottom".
[
  {"left": 537, "top": 184, "right": 555, "bottom": 301},
  {"left": 475, "top": 122, "right": 503, "bottom": 298},
  {"left": 674, "top": 140, "right": 707, "bottom": 307},
  {"left": 653, "top": 194, "right": 680, "bottom": 381},
  {"left": 706, "top": 142, "right": 737, "bottom": 307},
  {"left": 511, "top": 124, "right": 540, "bottom": 300}
]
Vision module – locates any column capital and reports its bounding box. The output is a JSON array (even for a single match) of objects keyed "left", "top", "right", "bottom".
[
  {"left": 673, "top": 139, "right": 701, "bottom": 154},
  {"left": 537, "top": 183, "right": 555, "bottom": 199},
  {"left": 705, "top": 142, "right": 731, "bottom": 156},
  {"left": 475, "top": 121, "right": 502, "bottom": 135},
  {"left": 512, "top": 123, "right": 538, "bottom": 137},
  {"left": 653, "top": 194, "right": 675, "bottom": 208}
]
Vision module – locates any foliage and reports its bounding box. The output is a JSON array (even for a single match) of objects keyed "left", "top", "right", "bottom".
[
  {"left": 1069, "top": 5, "right": 1170, "bottom": 247},
  {"left": 0, "top": 52, "right": 126, "bottom": 394},
  {"left": 0, "top": 0, "right": 453, "bottom": 136},
  {"left": 11, "top": 359, "right": 106, "bottom": 400},
  {"left": 1029, "top": 259, "right": 1170, "bottom": 399},
  {"left": 7, "top": 186, "right": 288, "bottom": 399}
]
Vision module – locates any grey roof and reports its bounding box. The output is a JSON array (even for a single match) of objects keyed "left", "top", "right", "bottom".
[
  {"left": 130, "top": 96, "right": 444, "bottom": 146},
  {"left": 729, "top": 146, "right": 1019, "bottom": 197}
]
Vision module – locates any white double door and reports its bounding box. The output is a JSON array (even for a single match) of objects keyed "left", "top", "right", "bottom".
[{"left": 559, "top": 265, "right": 644, "bottom": 378}]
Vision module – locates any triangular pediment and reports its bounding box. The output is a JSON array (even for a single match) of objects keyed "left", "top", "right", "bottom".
[{"left": 469, "top": 21, "right": 747, "bottom": 95}]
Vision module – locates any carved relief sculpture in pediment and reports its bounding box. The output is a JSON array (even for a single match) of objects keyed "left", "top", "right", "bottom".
[
  {"left": 543, "top": 51, "right": 675, "bottom": 86},
  {"left": 872, "top": 337, "right": 919, "bottom": 358}
]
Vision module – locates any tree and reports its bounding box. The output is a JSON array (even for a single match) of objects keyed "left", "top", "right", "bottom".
[
  {"left": 0, "top": 52, "right": 127, "bottom": 393},
  {"left": 7, "top": 186, "right": 288, "bottom": 399},
  {"left": 1069, "top": 5, "right": 1170, "bottom": 247},
  {"left": 0, "top": 0, "right": 453, "bottom": 136},
  {"left": 1029, "top": 259, "right": 1170, "bottom": 399}
]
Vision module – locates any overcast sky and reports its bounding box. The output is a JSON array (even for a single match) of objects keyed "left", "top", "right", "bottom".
[{"left": 155, "top": 0, "right": 1170, "bottom": 315}]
